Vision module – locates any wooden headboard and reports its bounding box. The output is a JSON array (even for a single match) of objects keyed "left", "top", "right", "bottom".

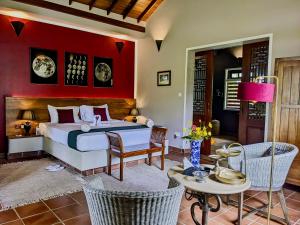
[{"left": 5, "top": 97, "right": 136, "bottom": 136}]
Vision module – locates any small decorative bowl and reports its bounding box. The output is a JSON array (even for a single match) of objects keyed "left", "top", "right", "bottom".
[{"left": 192, "top": 170, "right": 209, "bottom": 182}]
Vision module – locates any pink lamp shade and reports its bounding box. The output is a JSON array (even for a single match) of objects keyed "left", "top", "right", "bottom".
[{"left": 238, "top": 82, "right": 275, "bottom": 103}]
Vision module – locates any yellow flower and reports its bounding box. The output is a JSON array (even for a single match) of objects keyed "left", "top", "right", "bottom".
[
  {"left": 183, "top": 128, "right": 187, "bottom": 133},
  {"left": 208, "top": 122, "right": 212, "bottom": 128},
  {"left": 208, "top": 131, "right": 211, "bottom": 136},
  {"left": 211, "top": 138, "right": 215, "bottom": 144}
]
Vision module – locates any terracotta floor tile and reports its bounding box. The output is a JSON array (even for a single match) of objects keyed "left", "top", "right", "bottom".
[
  {"left": 289, "top": 192, "right": 300, "bottom": 202},
  {"left": 63, "top": 214, "right": 91, "bottom": 225},
  {"left": 1, "top": 220, "right": 24, "bottom": 225},
  {"left": 22, "top": 211, "right": 59, "bottom": 225},
  {"left": 214, "top": 210, "right": 254, "bottom": 225},
  {"left": 286, "top": 198, "right": 300, "bottom": 211},
  {"left": 69, "top": 191, "right": 86, "bottom": 204},
  {"left": 0, "top": 209, "right": 19, "bottom": 224},
  {"left": 270, "top": 205, "right": 300, "bottom": 223},
  {"left": 43, "top": 195, "right": 76, "bottom": 209},
  {"left": 15, "top": 202, "right": 48, "bottom": 218},
  {"left": 53, "top": 203, "right": 88, "bottom": 221}
]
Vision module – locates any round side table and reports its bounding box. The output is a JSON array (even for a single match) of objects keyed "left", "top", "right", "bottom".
[{"left": 168, "top": 164, "right": 251, "bottom": 225}]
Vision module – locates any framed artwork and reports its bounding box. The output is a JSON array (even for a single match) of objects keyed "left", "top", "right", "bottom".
[
  {"left": 93, "top": 57, "right": 113, "bottom": 88},
  {"left": 157, "top": 70, "right": 171, "bottom": 86},
  {"left": 65, "top": 52, "right": 88, "bottom": 86},
  {"left": 30, "top": 48, "right": 58, "bottom": 84}
]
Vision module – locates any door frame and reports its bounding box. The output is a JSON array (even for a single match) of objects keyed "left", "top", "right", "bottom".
[{"left": 183, "top": 33, "right": 273, "bottom": 149}]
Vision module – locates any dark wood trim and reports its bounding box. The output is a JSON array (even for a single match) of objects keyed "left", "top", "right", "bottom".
[
  {"left": 12, "top": 0, "right": 145, "bottom": 33},
  {"left": 69, "top": 0, "right": 73, "bottom": 5},
  {"left": 122, "top": 0, "right": 138, "bottom": 19},
  {"left": 107, "top": 0, "right": 118, "bottom": 15},
  {"left": 137, "top": 0, "right": 157, "bottom": 22},
  {"left": 88, "top": 0, "right": 96, "bottom": 10}
]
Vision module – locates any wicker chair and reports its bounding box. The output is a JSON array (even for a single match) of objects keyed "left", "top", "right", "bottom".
[
  {"left": 228, "top": 142, "right": 298, "bottom": 225},
  {"left": 83, "top": 178, "right": 184, "bottom": 225}
]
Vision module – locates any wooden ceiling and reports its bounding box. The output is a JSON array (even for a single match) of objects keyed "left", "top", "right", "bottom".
[{"left": 69, "top": 0, "right": 164, "bottom": 22}]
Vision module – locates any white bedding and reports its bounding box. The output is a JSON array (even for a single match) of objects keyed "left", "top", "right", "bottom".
[{"left": 39, "top": 120, "right": 151, "bottom": 152}]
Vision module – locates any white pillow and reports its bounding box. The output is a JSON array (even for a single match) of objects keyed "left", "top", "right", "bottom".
[
  {"left": 80, "top": 104, "right": 111, "bottom": 122},
  {"left": 48, "top": 105, "right": 81, "bottom": 123}
]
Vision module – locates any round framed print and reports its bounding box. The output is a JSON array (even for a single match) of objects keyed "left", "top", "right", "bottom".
[
  {"left": 32, "top": 55, "right": 56, "bottom": 78},
  {"left": 30, "top": 48, "right": 58, "bottom": 84},
  {"left": 95, "top": 62, "right": 112, "bottom": 82}
]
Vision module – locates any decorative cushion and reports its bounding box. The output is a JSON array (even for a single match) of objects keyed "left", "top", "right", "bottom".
[
  {"left": 57, "top": 109, "right": 75, "bottom": 123},
  {"left": 94, "top": 108, "right": 108, "bottom": 121},
  {"left": 48, "top": 105, "right": 81, "bottom": 123},
  {"left": 262, "top": 145, "right": 293, "bottom": 157},
  {"left": 79, "top": 104, "right": 111, "bottom": 122}
]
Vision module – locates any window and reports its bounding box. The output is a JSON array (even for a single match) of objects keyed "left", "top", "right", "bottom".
[{"left": 224, "top": 68, "right": 242, "bottom": 111}]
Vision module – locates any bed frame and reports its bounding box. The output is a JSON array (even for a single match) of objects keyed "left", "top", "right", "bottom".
[{"left": 5, "top": 97, "right": 168, "bottom": 175}]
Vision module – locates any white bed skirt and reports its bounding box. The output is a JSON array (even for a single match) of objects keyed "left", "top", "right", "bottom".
[{"left": 43, "top": 137, "right": 169, "bottom": 171}]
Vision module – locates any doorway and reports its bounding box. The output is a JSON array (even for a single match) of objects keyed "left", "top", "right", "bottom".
[{"left": 184, "top": 34, "right": 272, "bottom": 154}]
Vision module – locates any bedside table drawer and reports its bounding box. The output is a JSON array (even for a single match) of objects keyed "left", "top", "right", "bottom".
[{"left": 8, "top": 136, "right": 43, "bottom": 154}]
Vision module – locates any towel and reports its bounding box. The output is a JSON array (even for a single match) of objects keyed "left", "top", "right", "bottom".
[
  {"left": 136, "top": 116, "right": 155, "bottom": 128},
  {"left": 81, "top": 124, "right": 91, "bottom": 132}
]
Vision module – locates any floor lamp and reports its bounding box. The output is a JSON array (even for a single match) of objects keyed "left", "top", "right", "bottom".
[{"left": 238, "top": 75, "right": 278, "bottom": 225}]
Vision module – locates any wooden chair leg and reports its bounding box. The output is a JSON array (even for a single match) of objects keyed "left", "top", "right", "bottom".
[
  {"left": 161, "top": 149, "right": 165, "bottom": 170},
  {"left": 148, "top": 153, "right": 152, "bottom": 166},
  {"left": 120, "top": 158, "right": 124, "bottom": 181},
  {"left": 278, "top": 189, "right": 291, "bottom": 225},
  {"left": 108, "top": 152, "right": 112, "bottom": 176}
]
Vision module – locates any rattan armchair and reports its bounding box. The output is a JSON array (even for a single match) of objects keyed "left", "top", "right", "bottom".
[
  {"left": 228, "top": 142, "right": 298, "bottom": 225},
  {"left": 83, "top": 177, "right": 184, "bottom": 225}
]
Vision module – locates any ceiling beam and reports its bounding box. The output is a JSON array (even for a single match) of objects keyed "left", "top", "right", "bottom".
[
  {"left": 12, "top": 0, "right": 145, "bottom": 32},
  {"left": 107, "top": 0, "right": 118, "bottom": 15},
  {"left": 137, "top": 0, "right": 157, "bottom": 22},
  {"left": 88, "top": 0, "right": 96, "bottom": 10},
  {"left": 122, "top": 0, "right": 138, "bottom": 19}
]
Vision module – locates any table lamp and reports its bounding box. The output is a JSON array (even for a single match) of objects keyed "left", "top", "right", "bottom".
[
  {"left": 130, "top": 108, "right": 140, "bottom": 123},
  {"left": 22, "top": 110, "right": 36, "bottom": 136},
  {"left": 238, "top": 76, "right": 277, "bottom": 225}
]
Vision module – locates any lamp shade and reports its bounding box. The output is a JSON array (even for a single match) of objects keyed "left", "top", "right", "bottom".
[
  {"left": 22, "top": 110, "right": 36, "bottom": 120},
  {"left": 130, "top": 108, "right": 140, "bottom": 116},
  {"left": 237, "top": 82, "right": 275, "bottom": 103}
]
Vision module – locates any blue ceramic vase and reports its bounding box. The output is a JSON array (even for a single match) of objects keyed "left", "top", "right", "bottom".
[{"left": 190, "top": 140, "right": 203, "bottom": 167}]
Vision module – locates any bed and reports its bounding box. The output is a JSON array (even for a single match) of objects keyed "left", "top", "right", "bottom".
[
  {"left": 5, "top": 97, "right": 169, "bottom": 174},
  {"left": 40, "top": 121, "right": 168, "bottom": 173}
]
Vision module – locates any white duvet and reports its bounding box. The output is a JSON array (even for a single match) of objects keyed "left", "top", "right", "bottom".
[{"left": 39, "top": 120, "right": 151, "bottom": 152}]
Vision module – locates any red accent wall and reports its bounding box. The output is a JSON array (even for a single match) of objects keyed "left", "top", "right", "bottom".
[{"left": 0, "top": 14, "right": 135, "bottom": 153}]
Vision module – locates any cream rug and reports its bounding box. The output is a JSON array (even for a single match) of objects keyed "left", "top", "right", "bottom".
[
  {"left": 0, "top": 158, "right": 179, "bottom": 210},
  {"left": 0, "top": 159, "right": 83, "bottom": 210}
]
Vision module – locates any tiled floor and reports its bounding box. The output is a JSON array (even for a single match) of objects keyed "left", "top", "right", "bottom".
[{"left": 0, "top": 149, "right": 300, "bottom": 225}]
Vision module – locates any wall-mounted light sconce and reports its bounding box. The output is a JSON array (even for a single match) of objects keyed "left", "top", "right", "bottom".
[
  {"left": 115, "top": 42, "right": 124, "bottom": 53},
  {"left": 155, "top": 40, "right": 163, "bottom": 52},
  {"left": 10, "top": 21, "right": 25, "bottom": 37}
]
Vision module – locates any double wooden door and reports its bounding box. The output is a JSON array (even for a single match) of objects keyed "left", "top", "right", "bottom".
[
  {"left": 238, "top": 41, "right": 269, "bottom": 144},
  {"left": 193, "top": 41, "right": 269, "bottom": 155},
  {"left": 192, "top": 51, "right": 213, "bottom": 155}
]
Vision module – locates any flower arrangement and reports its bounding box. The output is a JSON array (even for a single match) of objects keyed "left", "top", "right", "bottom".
[{"left": 182, "top": 121, "right": 212, "bottom": 141}]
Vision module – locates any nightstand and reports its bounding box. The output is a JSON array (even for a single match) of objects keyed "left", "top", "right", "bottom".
[{"left": 7, "top": 135, "right": 43, "bottom": 159}]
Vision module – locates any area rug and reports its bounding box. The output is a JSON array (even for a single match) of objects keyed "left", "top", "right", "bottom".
[
  {"left": 0, "top": 159, "right": 83, "bottom": 210},
  {"left": 0, "top": 158, "right": 179, "bottom": 210}
]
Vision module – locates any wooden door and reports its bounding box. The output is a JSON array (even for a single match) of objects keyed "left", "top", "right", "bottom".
[
  {"left": 272, "top": 57, "right": 300, "bottom": 186},
  {"left": 239, "top": 41, "right": 269, "bottom": 144},
  {"left": 193, "top": 51, "right": 213, "bottom": 155}
]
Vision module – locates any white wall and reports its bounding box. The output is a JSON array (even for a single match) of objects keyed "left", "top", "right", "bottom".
[{"left": 137, "top": 0, "right": 300, "bottom": 148}]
